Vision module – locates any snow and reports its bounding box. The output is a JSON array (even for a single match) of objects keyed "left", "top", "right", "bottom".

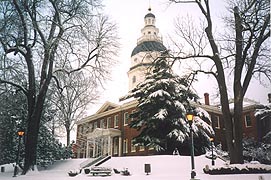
[
  {"left": 148, "top": 90, "right": 170, "bottom": 99},
  {"left": 154, "top": 109, "right": 168, "bottom": 120},
  {"left": 1, "top": 155, "right": 270, "bottom": 180}
]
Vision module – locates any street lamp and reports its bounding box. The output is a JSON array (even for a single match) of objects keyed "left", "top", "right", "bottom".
[
  {"left": 210, "top": 137, "right": 215, "bottom": 166},
  {"left": 186, "top": 111, "right": 196, "bottom": 179},
  {"left": 13, "top": 128, "right": 25, "bottom": 177}
]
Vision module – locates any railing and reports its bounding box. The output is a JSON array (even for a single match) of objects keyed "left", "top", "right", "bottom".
[{"left": 80, "top": 155, "right": 111, "bottom": 169}]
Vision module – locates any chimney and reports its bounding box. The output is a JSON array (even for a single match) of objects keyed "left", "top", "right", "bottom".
[
  {"left": 268, "top": 93, "right": 271, "bottom": 103},
  {"left": 204, "top": 93, "right": 210, "bottom": 105}
]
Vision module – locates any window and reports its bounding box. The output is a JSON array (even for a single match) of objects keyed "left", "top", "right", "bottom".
[
  {"left": 213, "top": 115, "right": 220, "bottom": 129},
  {"left": 132, "top": 76, "right": 136, "bottom": 83},
  {"left": 134, "top": 58, "right": 137, "bottom": 63},
  {"left": 107, "top": 117, "right": 111, "bottom": 128},
  {"left": 131, "top": 110, "right": 136, "bottom": 121},
  {"left": 80, "top": 126, "right": 84, "bottom": 133},
  {"left": 124, "top": 112, "right": 129, "bottom": 126},
  {"left": 123, "top": 139, "right": 128, "bottom": 154},
  {"left": 113, "top": 138, "right": 118, "bottom": 155},
  {"left": 94, "top": 121, "right": 98, "bottom": 129},
  {"left": 87, "top": 123, "right": 93, "bottom": 132},
  {"left": 114, "top": 115, "right": 119, "bottom": 128},
  {"left": 245, "top": 115, "right": 252, "bottom": 127},
  {"left": 131, "top": 139, "right": 136, "bottom": 152},
  {"left": 100, "top": 119, "right": 105, "bottom": 128}
]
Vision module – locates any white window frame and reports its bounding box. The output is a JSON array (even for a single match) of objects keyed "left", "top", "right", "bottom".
[
  {"left": 214, "top": 115, "right": 220, "bottom": 129},
  {"left": 107, "top": 117, "right": 111, "bottom": 128},
  {"left": 124, "top": 112, "right": 129, "bottom": 126},
  {"left": 123, "top": 139, "right": 128, "bottom": 154},
  {"left": 131, "top": 110, "right": 136, "bottom": 121},
  {"left": 94, "top": 121, "right": 98, "bottom": 129},
  {"left": 100, "top": 119, "right": 105, "bottom": 128},
  {"left": 114, "top": 115, "right": 119, "bottom": 128},
  {"left": 113, "top": 138, "right": 118, "bottom": 155},
  {"left": 131, "top": 139, "right": 136, "bottom": 152}
]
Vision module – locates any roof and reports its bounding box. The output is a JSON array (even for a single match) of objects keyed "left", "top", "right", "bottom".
[
  {"left": 131, "top": 41, "right": 167, "bottom": 56},
  {"left": 76, "top": 100, "right": 138, "bottom": 125},
  {"left": 145, "top": 12, "right": 155, "bottom": 18}
]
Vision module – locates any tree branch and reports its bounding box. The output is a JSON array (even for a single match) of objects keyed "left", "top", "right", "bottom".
[{"left": 0, "top": 79, "right": 28, "bottom": 95}]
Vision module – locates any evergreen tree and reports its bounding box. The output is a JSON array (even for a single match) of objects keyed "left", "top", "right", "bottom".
[
  {"left": 0, "top": 90, "right": 27, "bottom": 165},
  {"left": 124, "top": 53, "right": 214, "bottom": 154},
  {"left": 0, "top": 87, "right": 72, "bottom": 166}
]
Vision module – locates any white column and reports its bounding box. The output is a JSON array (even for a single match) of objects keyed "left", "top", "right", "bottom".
[
  {"left": 108, "top": 136, "right": 111, "bottom": 156},
  {"left": 93, "top": 139, "right": 96, "bottom": 158},
  {"left": 118, "top": 137, "right": 122, "bottom": 157},
  {"left": 102, "top": 137, "right": 104, "bottom": 156},
  {"left": 86, "top": 140, "right": 89, "bottom": 158}
]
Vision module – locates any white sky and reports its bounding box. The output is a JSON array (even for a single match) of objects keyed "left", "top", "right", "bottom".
[{"left": 86, "top": 0, "right": 270, "bottom": 114}]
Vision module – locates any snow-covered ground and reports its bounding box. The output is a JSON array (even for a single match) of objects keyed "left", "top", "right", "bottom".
[{"left": 0, "top": 155, "right": 270, "bottom": 180}]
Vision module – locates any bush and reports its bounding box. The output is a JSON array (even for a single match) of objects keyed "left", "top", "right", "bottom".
[
  {"left": 203, "top": 163, "right": 271, "bottom": 175},
  {"left": 243, "top": 138, "right": 271, "bottom": 164}
]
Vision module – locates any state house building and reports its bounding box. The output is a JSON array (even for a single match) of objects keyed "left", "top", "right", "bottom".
[{"left": 74, "top": 9, "right": 271, "bottom": 158}]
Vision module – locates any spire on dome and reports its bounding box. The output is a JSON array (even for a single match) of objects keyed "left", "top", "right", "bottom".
[{"left": 148, "top": 0, "right": 151, "bottom": 11}]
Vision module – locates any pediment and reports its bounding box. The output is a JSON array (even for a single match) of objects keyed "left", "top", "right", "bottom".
[{"left": 96, "top": 101, "right": 119, "bottom": 114}]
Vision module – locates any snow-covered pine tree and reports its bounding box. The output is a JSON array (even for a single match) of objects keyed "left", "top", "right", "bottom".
[
  {"left": 124, "top": 52, "right": 214, "bottom": 154},
  {"left": 255, "top": 102, "right": 271, "bottom": 142}
]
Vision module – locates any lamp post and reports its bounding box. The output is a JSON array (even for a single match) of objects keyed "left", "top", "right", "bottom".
[
  {"left": 13, "top": 128, "right": 25, "bottom": 177},
  {"left": 186, "top": 111, "right": 196, "bottom": 179},
  {"left": 210, "top": 137, "right": 215, "bottom": 166}
]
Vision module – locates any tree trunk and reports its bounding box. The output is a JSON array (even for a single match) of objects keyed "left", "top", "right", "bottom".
[
  {"left": 66, "top": 127, "right": 70, "bottom": 146},
  {"left": 232, "top": 96, "right": 244, "bottom": 164},
  {"left": 231, "top": 6, "right": 244, "bottom": 164},
  {"left": 23, "top": 111, "right": 41, "bottom": 173},
  {"left": 22, "top": 50, "right": 51, "bottom": 174},
  {"left": 22, "top": 92, "right": 47, "bottom": 174},
  {"left": 215, "top": 60, "right": 236, "bottom": 164}
]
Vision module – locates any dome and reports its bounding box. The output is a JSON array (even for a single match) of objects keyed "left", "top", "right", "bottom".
[
  {"left": 131, "top": 41, "right": 167, "bottom": 57},
  {"left": 145, "top": 12, "right": 155, "bottom": 18}
]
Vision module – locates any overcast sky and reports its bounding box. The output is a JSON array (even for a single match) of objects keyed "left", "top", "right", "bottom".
[{"left": 86, "top": 0, "right": 270, "bottom": 114}]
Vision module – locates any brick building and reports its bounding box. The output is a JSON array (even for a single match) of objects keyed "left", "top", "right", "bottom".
[
  {"left": 196, "top": 93, "right": 271, "bottom": 150},
  {"left": 75, "top": 8, "right": 271, "bottom": 158},
  {"left": 76, "top": 8, "right": 164, "bottom": 158}
]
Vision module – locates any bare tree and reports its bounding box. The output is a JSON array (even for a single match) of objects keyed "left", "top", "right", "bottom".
[
  {"left": 51, "top": 70, "right": 99, "bottom": 146},
  {"left": 169, "top": 0, "right": 270, "bottom": 164},
  {"left": 0, "top": 0, "right": 118, "bottom": 174}
]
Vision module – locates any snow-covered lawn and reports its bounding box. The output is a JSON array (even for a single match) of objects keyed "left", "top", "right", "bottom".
[{"left": 1, "top": 155, "right": 270, "bottom": 180}]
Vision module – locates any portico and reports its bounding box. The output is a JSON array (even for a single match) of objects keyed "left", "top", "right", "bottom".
[{"left": 86, "top": 128, "right": 121, "bottom": 158}]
